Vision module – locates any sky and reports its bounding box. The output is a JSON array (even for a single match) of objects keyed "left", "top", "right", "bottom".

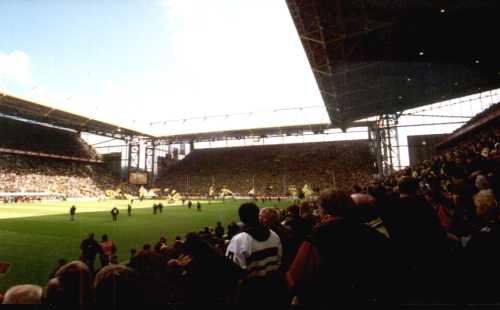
[{"left": 0, "top": 0, "right": 329, "bottom": 134}]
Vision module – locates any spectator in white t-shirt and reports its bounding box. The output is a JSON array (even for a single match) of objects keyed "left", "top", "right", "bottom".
[{"left": 226, "top": 203, "right": 288, "bottom": 305}]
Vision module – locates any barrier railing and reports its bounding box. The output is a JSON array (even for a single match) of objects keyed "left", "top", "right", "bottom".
[{"left": 0, "top": 147, "right": 103, "bottom": 163}]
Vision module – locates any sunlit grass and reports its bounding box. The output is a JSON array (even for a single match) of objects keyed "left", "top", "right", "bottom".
[{"left": 0, "top": 198, "right": 290, "bottom": 291}]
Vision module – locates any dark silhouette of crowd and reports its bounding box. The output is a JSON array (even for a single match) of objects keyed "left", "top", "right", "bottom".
[
  {"left": 2, "top": 160, "right": 499, "bottom": 306},
  {"left": 1, "top": 108, "right": 499, "bottom": 306}
]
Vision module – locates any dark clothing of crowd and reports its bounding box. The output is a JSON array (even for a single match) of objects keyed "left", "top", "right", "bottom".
[{"left": 2, "top": 114, "right": 499, "bottom": 307}]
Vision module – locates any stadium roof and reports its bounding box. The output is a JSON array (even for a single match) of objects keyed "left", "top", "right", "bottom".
[
  {"left": 155, "top": 123, "right": 360, "bottom": 144},
  {"left": 0, "top": 93, "right": 149, "bottom": 138},
  {"left": 438, "top": 102, "right": 500, "bottom": 148},
  {"left": 0, "top": 93, "right": 342, "bottom": 141},
  {"left": 286, "top": 0, "right": 500, "bottom": 129}
]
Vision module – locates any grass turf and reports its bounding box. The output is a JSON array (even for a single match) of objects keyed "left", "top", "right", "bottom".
[{"left": 0, "top": 199, "right": 290, "bottom": 292}]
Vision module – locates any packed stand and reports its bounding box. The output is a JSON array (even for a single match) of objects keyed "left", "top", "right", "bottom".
[
  {"left": 156, "top": 140, "right": 376, "bottom": 195},
  {"left": 2, "top": 112, "right": 500, "bottom": 306},
  {"left": 1, "top": 173, "right": 499, "bottom": 306},
  {"left": 0, "top": 117, "right": 121, "bottom": 198},
  {"left": 0, "top": 154, "right": 126, "bottom": 198}
]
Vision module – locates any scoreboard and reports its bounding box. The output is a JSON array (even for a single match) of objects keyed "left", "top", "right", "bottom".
[{"left": 129, "top": 172, "right": 148, "bottom": 185}]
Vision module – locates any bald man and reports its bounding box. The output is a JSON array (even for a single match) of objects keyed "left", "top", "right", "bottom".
[
  {"left": 2, "top": 285, "right": 43, "bottom": 304},
  {"left": 45, "top": 261, "right": 93, "bottom": 308}
]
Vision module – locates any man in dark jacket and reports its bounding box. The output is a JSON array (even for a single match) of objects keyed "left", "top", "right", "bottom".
[
  {"left": 111, "top": 207, "right": 119, "bottom": 222},
  {"left": 383, "top": 177, "right": 448, "bottom": 302},
  {"left": 69, "top": 205, "right": 76, "bottom": 221},
  {"left": 176, "top": 233, "right": 242, "bottom": 304},
  {"left": 283, "top": 205, "right": 312, "bottom": 243},
  {"left": 461, "top": 191, "right": 500, "bottom": 303},
  {"left": 214, "top": 222, "right": 224, "bottom": 239},
  {"left": 287, "top": 190, "right": 393, "bottom": 307},
  {"left": 80, "top": 233, "right": 101, "bottom": 274},
  {"left": 448, "top": 167, "right": 476, "bottom": 228},
  {"left": 259, "top": 207, "right": 295, "bottom": 269}
]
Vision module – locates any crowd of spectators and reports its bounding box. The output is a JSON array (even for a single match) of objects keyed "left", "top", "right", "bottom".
[
  {"left": 0, "top": 118, "right": 126, "bottom": 198},
  {"left": 2, "top": 117, "right": 498, "bottom": 304},
  {"left": 0, "top": 154, "right": 125, "bottom": 198},
  {"left": 1, "top": 107, "right": 499, "bottom": 305},
  {"left": 1, "top": 164, "right": 498, "bottom": 306},
  {"left": 156, "top": 140, "right": 376, "bottom": 195}
]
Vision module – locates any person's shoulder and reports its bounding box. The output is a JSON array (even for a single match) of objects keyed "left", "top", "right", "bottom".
[
  {"left": 268, "top": 229, "right": 283, "bottom": 245},
  {"left": 272, "top": 223, "right": 292, "bottom": 235},
  {"left": 230, "top": 231, "right": 249, "bottom": 242},
  {"left": 269, "top": 229, "right": 280, "bottom": 239},
  {"left": 311, "top": 218, "right": 349, "bottom": 237}
]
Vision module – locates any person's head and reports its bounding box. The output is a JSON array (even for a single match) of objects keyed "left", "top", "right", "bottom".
[
  {"left": 238, "top": 203, "right": 260, "bottom": 226},
  {"left": 318, "top": 190, "right": 355, "bottom": 218},
  {"left": 45, "top": 261, "right": 92, "bottom": 307},
  {"left": 474, "top": 191, "right": 498, "bottom": 222},
  {"left": 159, "top": 236, "right": 167, "bottom": 243},
  {"left": 128, "top": 248, "right": 163, "bottom": 276},
  {"left": 353, "top": 184, "right": 362, "bottom": 193},
  {"left": 217, "top": 222, "right": 222, "bottom": 227},
  {"left": 287, "top": 204, "right": 300, "bottom": 217},
  {"left": 299, "top": 202, "right": 313, "bottom": 217},
  {"left": 142, "top": 244, "right": 151, "bottom": 251},
  {"left": 88, "top": 233, "right": 94, "bottom": 240},
  {"left": 350, "top": 193, "right": 377, "bottom": 222},
  {"left": 182, "top": 232, "right": 214, "bottom": 258},
  {"left": 481, "top": 147, "right": 490, "bottom": 158},
  {"left": 102, "top": 234, "right": 108, "bottom": 242},
  {"left": 94, "top": 265, "right": 138, "bottom": 306},
  {"left": 2, "top": 285, "right": 43, "bottom": 304},
  {"left": 259, "top": 207, "right": 279, "bottom": 226},
  {"left": 398, "top": 177, "right": 418, "bottom": 197},
  {"left": 475, "top": 174, "right": 490, "bottom": 190},
  {"left": 350, "top": 193, "right": 376, "bottom": 208}
]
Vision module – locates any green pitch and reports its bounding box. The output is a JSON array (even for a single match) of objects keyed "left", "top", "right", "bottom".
[{"left": 0, "top": 199, "right": 291, "bottom": 292}]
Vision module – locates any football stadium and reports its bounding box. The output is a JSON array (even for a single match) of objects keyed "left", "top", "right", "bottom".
[{"left": 0, "top": 0, "right": 500, "bottom": 306}]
